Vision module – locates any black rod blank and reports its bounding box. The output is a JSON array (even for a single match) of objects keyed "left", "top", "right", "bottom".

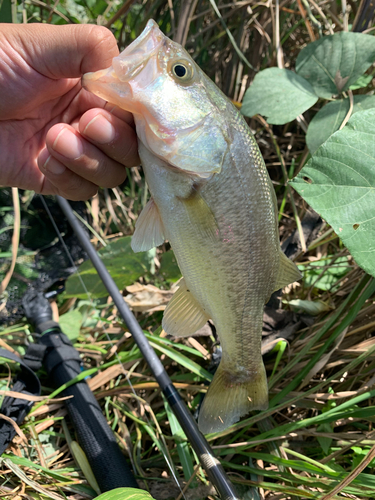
[
  {"left": 41, "top": 327, "right": 140, "bottom": 491},
  {"left": 23, "top": 291, "right": 139, "bottom": 492},
  {"left": 56, "top": 195, "right": 239, "bottom": 500}
]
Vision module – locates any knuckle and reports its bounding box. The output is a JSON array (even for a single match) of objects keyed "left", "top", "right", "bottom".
[
  {"left": 106, "top": 173, "right": 126, "bottom": 189},
  {"left": 91, "top": 25, "right": 116, "bottom": 45},
  {"left": 88, "top": 25, "right": 117, "bottom": 61},
  {"left": 63, "top": 175, "right": 98, "bottom": 201},
  {"left": 96, "top": 158, "right": 125, "bottom": 188}
]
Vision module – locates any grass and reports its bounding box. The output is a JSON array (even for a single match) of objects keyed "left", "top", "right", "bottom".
[{"left": 1, "top": 1, "right": 375, "bottom": 499}]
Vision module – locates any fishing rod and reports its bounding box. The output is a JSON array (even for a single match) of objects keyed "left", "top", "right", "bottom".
[
  {"left": 55, "top": 195, "right": 239, "bottom": 500},
  {"left": 22, "top": 290, "right": 139, "bottom": 493}
]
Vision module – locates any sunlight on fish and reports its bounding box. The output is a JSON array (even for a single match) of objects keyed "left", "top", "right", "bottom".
[{"left": 82, "top": 20, "right": 301, "bottom": 434}]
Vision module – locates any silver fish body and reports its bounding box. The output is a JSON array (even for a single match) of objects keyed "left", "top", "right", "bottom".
[{"left": 82, "top": 20, "right": 301, "bottom": 434}]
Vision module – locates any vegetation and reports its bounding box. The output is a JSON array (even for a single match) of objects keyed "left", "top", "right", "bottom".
[{"left": 1, "top": 1, "right": 375, "bottom": 499}]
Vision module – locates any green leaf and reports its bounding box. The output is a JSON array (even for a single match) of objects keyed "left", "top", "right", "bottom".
[
  {"left": 94, "top": 488, "right": 156, "bottom": 500},
  {"left": 351, "top": 446, "right": 375, "bottom": 470},
  {"left": 298, "top": 256, "right": 350, "bottom": 291},
  {"left": 306, "top": 95, "right": 375, "bottom": 154},
  {"left": 241, "top": 68, "right": 318, "bottom": 124},
  {"left": 65, "top": 236, "right": 150, "bottom": 299},
  {"left": 287, "top": 299, "right": 331, "bottom": 315},
  {"left": 316, "top": 423, "right": 332, "bottom": 454},
  {"left": 350, "top": 73, "right": 373, "bottom": 90},
  {"left": 159, "top": 250, "right": 181, "bottom": 283},
  {"left": 296, "top": 32, "right": 375, "bottom": 98},
  {"left": 290, "top": 108, "right": 375, "bottom": 277},
  {"left": 0, "top": 0, "right": 12, "bottom": 22},
  {"left": 59, "top": 309, "right": 83, "bottom": 342}
]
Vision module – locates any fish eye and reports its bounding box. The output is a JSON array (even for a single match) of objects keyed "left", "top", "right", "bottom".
[
  {"left": 170, "top": 60, "right": 194, "bottom": 83},
  {"left": 173, "top": 64, "right": 187, "bottom": 77}
]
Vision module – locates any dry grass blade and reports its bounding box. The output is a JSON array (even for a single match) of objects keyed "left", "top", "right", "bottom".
[
  {"left": 27, "top": 0, "right": 70, "bottom": 22},
  {"left": 174, "top": 0, "right": 198, "bottom": 45},
  {"left": 0, "top": 414, "right": 27, "bottom": 444},
  {"left": 0, "top": 390, "right": 72, "bottom": 403},
  {"left": 299, "top": 327, "right": 348, "bottom": 389},
  {"left": 296, "top": 0, "right": 316, "bottom": 40},
  {"left": 1, "top": 458, "right": 66, "bottom": 500}
]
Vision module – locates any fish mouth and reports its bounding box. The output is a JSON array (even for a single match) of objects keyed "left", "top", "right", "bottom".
[
  {"left": 81, "top": 67, "right": 133, "bottom": 108},
  {"left": 82, "top": 20, "right": 165, "bottom": 111},
  {"left": 112, "top": 19, "right": 165, "bottom": 81}
]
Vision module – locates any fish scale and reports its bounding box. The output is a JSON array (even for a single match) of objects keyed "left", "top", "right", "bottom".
[{"left": 82, "top": 19, "right": 301, "bottom": 434}]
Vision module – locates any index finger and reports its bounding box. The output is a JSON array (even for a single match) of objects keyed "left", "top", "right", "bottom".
[{"left": 79, "top": 108, "right": 140, "bottom": 167}]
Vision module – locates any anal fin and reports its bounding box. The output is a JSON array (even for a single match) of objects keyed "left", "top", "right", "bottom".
[
  {"left": 162, "top": 278, "right": 210, "bottom": 337},
  {"left": 274, "top": 251, "right": 302, "bottom": 291},
  {"left": 131, "top": 198, "right": 165, "bottom": 252}
]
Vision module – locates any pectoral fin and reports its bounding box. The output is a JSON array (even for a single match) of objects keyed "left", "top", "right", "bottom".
[
  {"left": 274, "top": 251, "right": 302, "bottom": 291},
  {"left": 162, "top": 278, "right": 210, "bottom": 337},
  {"left": 180, "top": 190, "right": 218, "bottom": 243},
  {"left": 131, "top": 198, "right": 165, "bottom": 252}
]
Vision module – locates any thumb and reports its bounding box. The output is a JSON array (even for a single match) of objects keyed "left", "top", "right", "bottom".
[{"left": 7, "top": 23, "right": 119, "bottom": 79}]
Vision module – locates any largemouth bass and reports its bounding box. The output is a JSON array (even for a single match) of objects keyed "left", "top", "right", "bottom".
[{"left": 82, "top": 20, "right": 301, "bottom": 434}]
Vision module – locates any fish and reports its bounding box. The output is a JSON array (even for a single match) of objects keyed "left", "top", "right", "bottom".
[{"left": 82, "top": 19, "right": 301, "bottom": 434}]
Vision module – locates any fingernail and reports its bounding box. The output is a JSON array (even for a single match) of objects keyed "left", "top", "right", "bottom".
[
  {"left": 53, "top": 129, "right": 83, "bottom": 159},
  {"left": 83, "top": 114, "right": 116, "bottom": 144},
  {"left": 44, "top": 155, "right": 66, "bottom": 174}
]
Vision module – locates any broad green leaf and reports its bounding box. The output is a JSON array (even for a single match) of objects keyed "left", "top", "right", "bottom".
[
  {"left": 159, "top": 250, "right": 181, "bottom": 283},
  {"left": 287, "top": 299, "right": 331, "bottom": 315},
  {"left": 0, "top": 0, "right": 12, "bottom": 22},
  {"left": 241, "top": 68, "right": 317, "bottom": 124},
  {"left": 316, "top": 423, "right": 332, "bottom": 454},
  {"left": 96, "top": 236, "right": 133, "bottom": 258},
  {"left": 349, "top": 73, "right": 373, "bottom": 90},
  {"left": 291, "top": 109, "right": 375, "bottom": 277},
  {"left": 59, "top": 309, "right": 83, "bottom": 342},
  {"left": 296, "top": 32, "right": 375, "bottom": 98},
  {"left": 65, "top": 236, "right": 150, "bottom": 299},
  {"left": 306, "top": 95, "right": 375, "bottom": 154},
  {"left": 95, "top": 488, "right": 156, "bottom": 500},
  {"left": 298, "top": 256, "right": 350, "bottom": 291},
  {"left": 351, "top": 446, "right": 375, "bottom": 470}
]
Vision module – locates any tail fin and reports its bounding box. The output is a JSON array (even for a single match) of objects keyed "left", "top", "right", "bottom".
[{"left": 198, "top": 362, "right": 268, "bottom": 434}]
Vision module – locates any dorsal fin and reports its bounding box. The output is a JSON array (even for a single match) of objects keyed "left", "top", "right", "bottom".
[{"left": 274, "top": 251, "right": 302, "bottom": 291}]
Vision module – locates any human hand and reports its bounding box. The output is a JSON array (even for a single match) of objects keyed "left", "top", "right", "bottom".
[{"left": 0, "top": 23, "right": 140, "bottom": 200}]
